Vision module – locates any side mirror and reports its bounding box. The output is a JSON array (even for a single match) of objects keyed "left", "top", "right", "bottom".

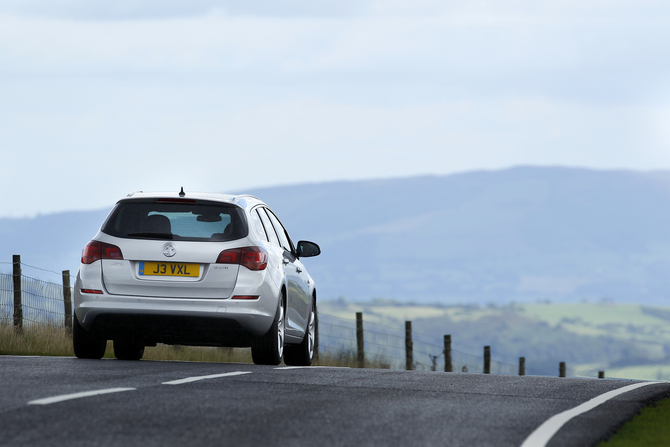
[{"left": 297, "top": 241, "right": 321, "bottom": 258}]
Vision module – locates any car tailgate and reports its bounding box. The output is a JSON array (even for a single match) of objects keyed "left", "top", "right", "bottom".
[{"left": 101, "top": 239, "right": 239, "bottom": 299}]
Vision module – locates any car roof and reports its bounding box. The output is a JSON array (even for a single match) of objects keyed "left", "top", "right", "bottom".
[{"left": 120, "top": 191, "right": 265, "bottom": 210}]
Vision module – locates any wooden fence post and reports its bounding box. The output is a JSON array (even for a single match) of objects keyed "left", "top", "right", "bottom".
[
  {"left": 519, "top": 357, "right": 525, "bottom": 376},
  {"left": 62, "top": 270, "right": 72, "bottom": 331},
  {"left": 356, "top": 312, "right": 364, "bottom": 368},
  {"left": 12, "top": 255, "right": 22, "bottom": 334},
  {"left": 405, "top": 321, "right": 413, "bottom": 370},
  {"left": 484, "top": 346, "right": 491, "bottom": 374},
  {"left": 444, "top": 334, "right": 452, "bottom": 372},
  {"left": 559, "top": 362, "right": 566, "bottom": 378}
]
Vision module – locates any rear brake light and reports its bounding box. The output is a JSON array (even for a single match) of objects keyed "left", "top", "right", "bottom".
[
  {"left": 81, "top": 241, "right": 124, "bottom": 264},
  {"left": 156, "top": 198, "right": 197, "bottom": 203},
  {"left": 81, "top": 241, "right": 101, "bottom": 264},
  {"left": 80, "top": 289, "right": 103, "bottom": 294},
  {"left": 231, "top": 295, "right": 260, "bottom": 300},
  {"left": 240, "top": 247, "right": 268, "bottom": 271},
  {"left": 216, "top": 246, "right": 267, "bottom": 271}
]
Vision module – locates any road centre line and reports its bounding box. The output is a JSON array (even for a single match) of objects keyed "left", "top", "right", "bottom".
[
  {"left": 275, "top": 366, "right": 350, "bottom": 370},
  {"left": 520, "top": 382, "right": 659, "bottom": 447},
  {"left": 162, "top": 371, "right": 252, "bottom": 385},
  {"left": 28, "top": 368, "right": 318, "bottom": 404},
  {"left": 28, "top": 388, "right": 136, "bottom": 406}
]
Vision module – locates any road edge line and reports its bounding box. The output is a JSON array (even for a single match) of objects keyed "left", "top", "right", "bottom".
[{"left": 520, "top": 381, "right": 659, "bottom": 447}]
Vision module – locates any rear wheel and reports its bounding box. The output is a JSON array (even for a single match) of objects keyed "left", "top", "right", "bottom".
[
  {"left": 113, "top": 339, "right": 145, "bottom": 361},
  {"left": 284, "top": 299, "right": 315, "bottom": 366},
  {"left": 73, "top": 313, "right": 106, "bottom": 359},
  {"left": 251, "top": 293, "right": 285, "bottom": 365}
]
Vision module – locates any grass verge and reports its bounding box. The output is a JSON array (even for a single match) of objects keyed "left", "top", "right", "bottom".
[
  {"left": 0, "top": 324, "right": 74, "bottom": 356},
  {"left": 599, "top": 397, "right": 670, "bottom": 447},
  {"left": 0, "top": 324, "right": 391, "bottom": 368}
]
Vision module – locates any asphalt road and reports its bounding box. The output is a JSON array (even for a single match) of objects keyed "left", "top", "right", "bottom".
[{"left": 0, "top": 356, "right": 668, "bottom": 447}]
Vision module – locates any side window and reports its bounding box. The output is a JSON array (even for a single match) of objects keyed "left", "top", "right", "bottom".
[
  {"left": 258, "top": 208, "right": 279, "bottom": 246},
  {"left": 266, "top": 209, "right": 291, "bottom": 253},
  {"left": 250, "top": 209, "right": 269, "bottom": 242}
]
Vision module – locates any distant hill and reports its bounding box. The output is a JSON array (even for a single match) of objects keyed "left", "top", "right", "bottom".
[
  {"left": 0, "top": 208, "right": 111, "bottom": 280},
  {"left": 2, "top": 166, "right": 670, "bottom": 304}
]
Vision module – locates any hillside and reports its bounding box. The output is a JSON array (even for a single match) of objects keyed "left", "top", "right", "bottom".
[
  {"left": 2, "top": 166, "right": 670, "bottom": 305},
  {"left": 249, "top": 166, "right": 670, "bottom": 304}
]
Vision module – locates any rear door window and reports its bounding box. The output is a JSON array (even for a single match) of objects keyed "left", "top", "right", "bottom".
[
  {"left": 266, "top": 209, "right": 291, "bottom": 253},
  {"left": 250, "top": 208, "right": 269, "bottom": 242}
]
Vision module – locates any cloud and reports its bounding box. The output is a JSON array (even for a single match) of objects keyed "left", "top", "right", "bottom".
[
  {"left": 1, "top": 2, "right": 669, "bottom": 106},
  {"left": 1, "top": 0, "right": 670, "bottom": 217},
  {"left": 1, "top": 73, "right": 666, "bottom": 217}
]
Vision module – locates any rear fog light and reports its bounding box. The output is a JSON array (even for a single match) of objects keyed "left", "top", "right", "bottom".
[{"left": 80, "top": 289, "right": 103, "bottom": 294}]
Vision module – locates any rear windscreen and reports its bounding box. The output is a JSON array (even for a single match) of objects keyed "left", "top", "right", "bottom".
[{"left": 101, "top": 200, "right": 248, "bottom": 242}]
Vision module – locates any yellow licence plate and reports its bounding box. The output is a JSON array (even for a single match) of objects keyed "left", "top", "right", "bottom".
[{"left": 139, "top": 262, "right": 199, "bottom": 277}]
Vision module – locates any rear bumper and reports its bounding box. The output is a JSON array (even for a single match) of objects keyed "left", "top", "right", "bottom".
[
  {"left": 83, "top": 313, "right": 255, "bottom": 347},
  {"left": 74, "top": 284, "right": 278, "bottom": 346}
]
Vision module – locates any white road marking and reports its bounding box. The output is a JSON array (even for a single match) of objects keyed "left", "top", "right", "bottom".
[
  {"left": 162, "top": 371, "right": 252, "bottom": 385},
  {"left": 274, "top": 366, "right": 350, "bottom": 370},
  {"left": 520, "top": 381, "right": 660, "bottom": 447},
  {"left": 28, "top": 388, "right": 136, "bottom": 405}
]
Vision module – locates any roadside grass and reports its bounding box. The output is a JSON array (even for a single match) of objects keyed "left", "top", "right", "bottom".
[
  {"left": 599, "top": 397, "right": 670, "bottom": 447},
  {"left": 136, "top": 344, "right": 253, "bottom": 363},
  {"left": 0, "top": 323, "right": 389, "bottom": 368},
  {"left": 314, "top": 349, "right": 392, "bottom": 369},
  {"left": 0, "top": 323, "right": 74, "bottom": 356}
]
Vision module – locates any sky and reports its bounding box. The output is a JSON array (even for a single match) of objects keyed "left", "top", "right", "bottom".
[{"left": 1, "top": 0, "right": 670, "bottom": 218}]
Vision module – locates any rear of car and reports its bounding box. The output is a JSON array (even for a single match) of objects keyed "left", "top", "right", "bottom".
[{"left": 73, "top": 191, "right": 314, "bottom": 364}]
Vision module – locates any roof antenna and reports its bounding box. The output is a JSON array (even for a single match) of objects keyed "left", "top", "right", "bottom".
[{"left": 179, "top": 186, "right": 185, "bottom": 197}]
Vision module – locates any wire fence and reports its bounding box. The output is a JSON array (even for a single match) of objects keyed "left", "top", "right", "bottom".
[
  {"left": 1, "top": 270, "right": 551, "bottom": 376},
  {"left": 316, "top": 313, "right": 548, "bottom": 375},
  {"left": 0, "top": 272, "right": 70, "bottom": 329}
]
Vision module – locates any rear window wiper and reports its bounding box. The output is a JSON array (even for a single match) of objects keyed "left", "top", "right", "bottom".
[{"left": 126, "top": 232, "right": 173, "bottom": 240}]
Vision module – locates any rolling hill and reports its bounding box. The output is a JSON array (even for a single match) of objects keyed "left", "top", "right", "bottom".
[{"left": 2, "top": 166, "right": 670, "bottom": 305}]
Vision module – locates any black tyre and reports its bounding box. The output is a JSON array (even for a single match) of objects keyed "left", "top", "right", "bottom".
[
  {"left": 73, "top": 313, "right": 106, "bottom": 359},
  {"left": 251, "top": 293, "right": 285, "bottom": 365},
  {"left": 284, "top": 299, "right": 315, "bottom": 366},
  {"left": 113, "top": 339, "right": 145, "bottom": 361}
]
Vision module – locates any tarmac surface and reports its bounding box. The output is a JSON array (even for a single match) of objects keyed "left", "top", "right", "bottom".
[{"left": 0, "top": 356, "right": 668, "bottom": 447}]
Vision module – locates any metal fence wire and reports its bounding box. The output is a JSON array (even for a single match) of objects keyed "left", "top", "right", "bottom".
[
  {"left": 0, "top": 273, "right": 70, "bottom": 329},
  {"left": 0, "top": 273, "right": 12, "bottom": 323}
]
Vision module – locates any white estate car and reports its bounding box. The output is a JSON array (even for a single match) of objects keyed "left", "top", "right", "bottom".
[{"left": 73, "top": 189, "right": 320, "bottom": 365}]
